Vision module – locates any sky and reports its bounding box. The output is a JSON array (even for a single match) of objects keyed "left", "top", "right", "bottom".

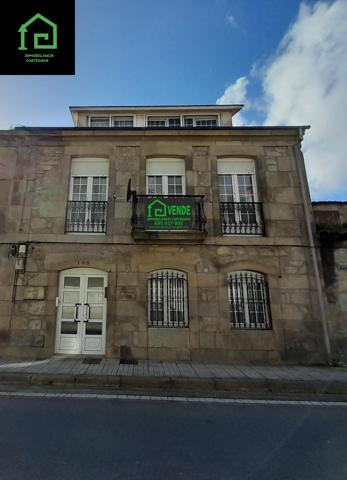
[{"left": 0, "top": 0, "right": 346, "bottom": 201}]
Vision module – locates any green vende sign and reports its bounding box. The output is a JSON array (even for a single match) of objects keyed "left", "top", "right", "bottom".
[{"left": 145, "top": 197, "right": 194, "bottom": 230}]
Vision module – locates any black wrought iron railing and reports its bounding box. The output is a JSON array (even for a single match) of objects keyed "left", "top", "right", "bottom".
[
  {"left": 65, "top": 201, "right": 107, "bottom": 233},
  {"left": 131, "top": 195, "right": 207, "bottom": 233},
  {"left": 220, "top": 202, "right": 265, "bottom": 235}
]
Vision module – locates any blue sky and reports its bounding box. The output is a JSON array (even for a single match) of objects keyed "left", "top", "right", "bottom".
[{"left": 0, "top": 0, "right": 346, "bottom": 200}]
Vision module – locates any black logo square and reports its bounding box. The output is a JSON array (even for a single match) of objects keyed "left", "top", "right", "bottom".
[{"left": 0, "top": 0, "right": 75, "bottom": 75}]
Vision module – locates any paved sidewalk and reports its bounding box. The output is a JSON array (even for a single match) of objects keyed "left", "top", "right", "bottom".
[{"left": 0, "top": 356, "right": 347, "bottom": 397}]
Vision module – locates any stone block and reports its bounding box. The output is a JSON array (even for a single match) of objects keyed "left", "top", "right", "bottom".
[
  {"left": 23, "top": 287, "right": 45, "bottom": 300},
  {"left": 0, "top": 180, "right": 11, "bottom": 205},
  {"left": 29, "top": 319, "right": 42, "bottom": 330},
  {"left": 199, "top": 332, "right": 216, "bottom": 348},
  {"left": 198, "top": 288, "right": 217, "bottom": 302},
  {"left": 19, "top": 301, "right": 46, "bottom": 316},
  {"left": 277, "top": 156, "right": 292, "bottom": 172},
  {"left": 0, "top": 148, "right": 17, "bottom": 179},
  {"left": 265, "top": 172, "right": 291, "bottom": 187},
  {"left": 132, "top": 331, "right": 148, "bottom": 347},
  {"left": 117, "top": 286, "right": 137, "bottom": 301},
  {"left": 117, "top": 272, "right": 138, "bottom": 286},
  {"left": 148, "top": 328, "right": 189, "bottom": 348}
]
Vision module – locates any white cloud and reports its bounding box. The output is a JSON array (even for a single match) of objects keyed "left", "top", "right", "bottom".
[
  {"left": 217, "top": 0, "right": 347, "bottom": 199},
  {"left": 226, "top": 14, "right": 238, "bottom": 29},
  {"left": 216, "top": 76, "right": 249, "bottom": 125},
  {"left": 264, "top": 0, "right": 347, "bottom": 198}
]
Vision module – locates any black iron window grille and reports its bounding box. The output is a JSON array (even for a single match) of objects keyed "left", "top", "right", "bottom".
[
  {"left": 220, "top": 202, "right": 265, "bottom": 235},
  {"left": 65, "top": 201, "right": 107, "bottom": 233},
  {"left": 227, "top": 271, "right": 272, "bottom": 329},
  {"left": 148, "top": 270, "right": 189, "bottom": 327}
]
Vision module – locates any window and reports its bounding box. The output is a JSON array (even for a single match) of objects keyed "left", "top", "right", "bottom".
[
  {"left": 227, "top": 271, "right": 271, "bottom": 329},
  {"left": 112, "top": 116, "right": 133, "bottom": 127},
  {"left": 147, "top": 116, "right": 181, "bottom": 127},
  {"left": 183, "top": 116, "right": 218, "bottom": 127},
  {"left": 148, "top": 270, "right": 188, "bottom": 327},
  {"left": 65, "top": 159, "right": 109, "bottom": 234},
  {"left": 218, "top": 159, "right": 264, "bottom": 235},
  {"left": 90, "top": 116, "right": 110, "bottom": 127},
  {"left": 146, "top": 158, "right": 185, "bottom": 195}
]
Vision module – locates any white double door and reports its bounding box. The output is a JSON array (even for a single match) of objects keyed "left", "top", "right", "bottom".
[{"left": 55, "top": 269, "right": 107, "bottom": 355}]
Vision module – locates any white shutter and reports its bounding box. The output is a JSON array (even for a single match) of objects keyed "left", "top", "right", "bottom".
[
  {"left": 71, "top": 158, "right": 109, "bottom": 176},
  {"left": 146, "top": 158, "right": 185, "bottom": 176},
  {"left": 217, "top": 158, "right": 255, "bottom": 175}
]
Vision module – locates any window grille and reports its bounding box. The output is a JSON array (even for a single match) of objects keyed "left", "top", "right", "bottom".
[
  {"left": 148, "top": 270, "right": 188, "bottom": 327},
  {"left": 227, "top": 271, "right": 271, "bottom": 329}
]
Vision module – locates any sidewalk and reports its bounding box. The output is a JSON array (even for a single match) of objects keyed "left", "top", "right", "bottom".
[{"left": 1, "top": 356, "right": 347, "bottom": 398}]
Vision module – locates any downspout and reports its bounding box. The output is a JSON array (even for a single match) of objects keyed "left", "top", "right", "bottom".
[{"left": 293, "top": 128, "right": 332, "bottom": 365}]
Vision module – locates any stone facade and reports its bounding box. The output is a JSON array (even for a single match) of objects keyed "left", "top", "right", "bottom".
[
  {"left": 0, "top": 121, "right": 329, "bottom": 364},
  {"left": 313, "top": 202, "right": 347, "bottom": 363}
]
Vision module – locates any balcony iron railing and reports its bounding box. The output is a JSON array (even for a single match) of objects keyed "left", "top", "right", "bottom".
[
  {"left": 220, "top": 202, "right": 265, "bottom": 235},
  {"left": 65, "top": 201, "right": 107, "bottom": 233},
  {"left": 131, "top": 195, "right": 207, "bottom": 233}
]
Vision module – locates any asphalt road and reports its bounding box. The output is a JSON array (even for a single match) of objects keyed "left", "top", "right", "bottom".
[{"left": 0, "top": 395, "right": 346, "bottom": 480}]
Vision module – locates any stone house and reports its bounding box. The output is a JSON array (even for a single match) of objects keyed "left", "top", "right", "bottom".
[
  {"left": 0, "top": 104, "right": 331, "bottom": 364},
  {"left": 312, "top": 201, "right": 347, "bottom": 364}
]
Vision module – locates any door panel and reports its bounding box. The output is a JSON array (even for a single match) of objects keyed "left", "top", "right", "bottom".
[{"left": 55, "top": 271, "right": 107, "bottom": 355}]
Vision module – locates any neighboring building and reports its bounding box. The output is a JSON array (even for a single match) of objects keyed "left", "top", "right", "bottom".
[
  {"left": 312, "top": 202, "right": 347, "bottom": 364},
  {"left": 0, "top": 104, "right": 330, "bottom": 364}
]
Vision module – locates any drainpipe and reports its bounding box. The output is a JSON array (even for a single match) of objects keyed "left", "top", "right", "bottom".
[{"left": 293, "top": 128, "right": 332, "bottom": 365}]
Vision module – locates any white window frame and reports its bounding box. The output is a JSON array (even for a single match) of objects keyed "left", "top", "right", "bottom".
[
  {"left": 183, "top": 114, "right": 220, "bottom": 127},
  {"left": 67, "top": 159, "right": 109, "bottom": 235},
  {"left": 89, "top": 116, "right": 111, "bottom": 127},
  {"left": 217, "top": 159, "right": 258, "bottom": 202},
  {"left": 146, "top": 158, "right": 186, "bottom": 195},
  {"left": 146, "top": 115, "right": 181, "bottom": 127},
  {"left": 111, "top": 115, "right": 134, "bottom": 127}
]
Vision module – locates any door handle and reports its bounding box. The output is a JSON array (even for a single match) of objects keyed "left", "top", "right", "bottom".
[
  {"left": 74, "top": 303, "right": 81, "bottom": 322},
  {"left": 83, "top": 303, "right": 90, "bottom": 323}
]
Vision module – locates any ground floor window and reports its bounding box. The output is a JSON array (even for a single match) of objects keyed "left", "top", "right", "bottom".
[
  {"left": 227, "top": 271, "right": 272, "bottom": 329},
  {"left": 148, "top": 270, "right": 188, "bottom": 327}
]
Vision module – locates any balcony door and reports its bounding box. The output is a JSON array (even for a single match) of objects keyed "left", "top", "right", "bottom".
[
  {"left": 146, "top": 158, "right": 186, "bottom": 195},
  {"left": 218, "top": 158, "right": 264, "bottom": 235},
  {"left": 55, "top": 268, "right": 107, "bottom": 355},
  {"left": 66, "top": 158, "right": 109, "bottom": 233}
]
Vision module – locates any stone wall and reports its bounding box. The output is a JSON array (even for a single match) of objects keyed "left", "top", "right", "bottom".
[
  {"left": 313, "top": 202, "right": 347, "bottom": 363},
  {"left": 0, "top": 128, "right": 328, "bottom": 364}
]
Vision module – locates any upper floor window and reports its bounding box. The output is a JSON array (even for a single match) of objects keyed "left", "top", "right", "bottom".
[
  {"left": 184, "top": 116, "right": 218, "bottom": 127},
  {"left": 89, "top": 116, "right": 110, "bottom": 127},
  {"left": 146, "top": 158, "right": 185, "bottom": 195},
  {"left": 218, "top": 159, "right": 264, "bottom": 235},
  {"left": 227, "top": 271, "right": 272, "bottom": 330},
  {"left": 65, "top": 158, "right": 109, "bottom": 234},
  {"left": 147, "top": 116, "right": 181, "bottom": 127},
  {"left": 112, "top": 116, "right": 134, "bottom": 127},
  {"left": 148, "top": 270, "right": 189, "bottom": 327}
]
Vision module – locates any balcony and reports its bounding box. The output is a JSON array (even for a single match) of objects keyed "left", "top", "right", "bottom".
[
  {"left": 220, "top": 202, "right": 265, "bottom": 235},
  {"left": 65, "top": 201, "right": 107, "bottom": 234},
  {"left": 131, "top": 195, "right": 207, "bottom": 240}
]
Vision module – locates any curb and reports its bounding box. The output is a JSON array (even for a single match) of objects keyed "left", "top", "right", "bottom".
[{"left": 0, "top": 372, "right": 347, "bottom": 397}]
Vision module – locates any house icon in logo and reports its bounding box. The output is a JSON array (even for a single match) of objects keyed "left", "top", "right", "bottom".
[
  {"left": 18, "top": 13, "right": 57, "bottom": 51},
  {"left": 147, "top": 199, "right": 167, "bottom": 218}
]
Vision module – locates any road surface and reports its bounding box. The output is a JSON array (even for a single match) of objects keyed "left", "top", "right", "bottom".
[{"left": 0, "top": 393, "right": 346, "bottom": 480}]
